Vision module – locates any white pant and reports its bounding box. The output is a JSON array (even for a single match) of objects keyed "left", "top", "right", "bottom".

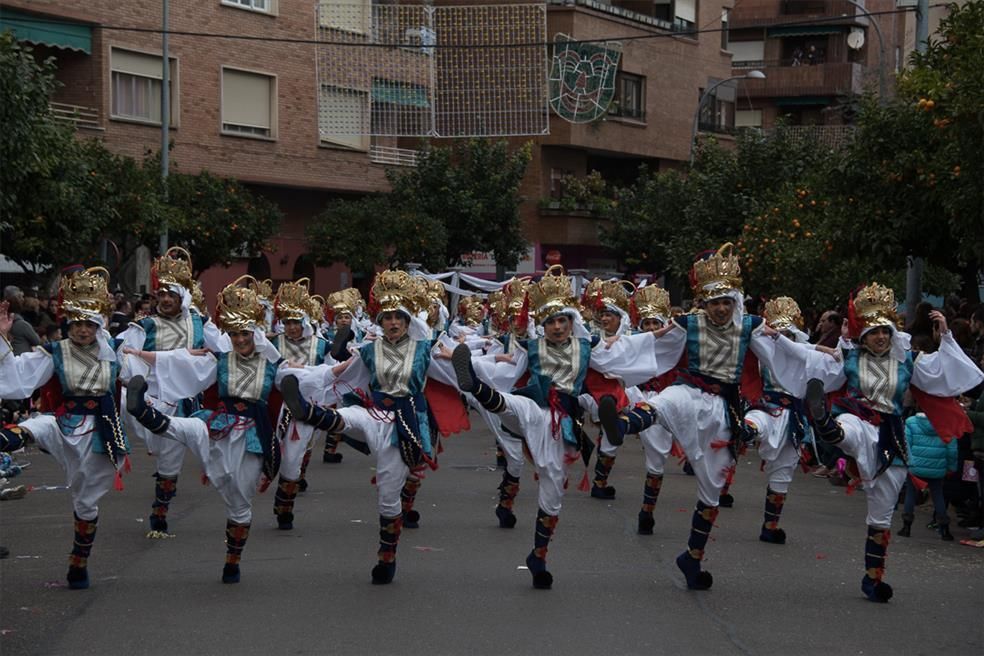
[
  {"left": 629, "top": 388, "right": 674, "bottom": 475},
  {"left": 468, "top": 395, "right": 525, "bottom": 478},
  {"left": 336, "top": 406, "right": 411, "bottom": 518},
  {"left": 277, "top": 407, "right": 323, "bottom": 481},
  {"left": 122, "top": 393, "right": 189, "bottom": 478},
  {"left": 654, "top": 385, "right": 735, "bottom": 507},
  {"left": 161, "top": 417, "right": 263, "bottom": 524},
  {"left": 835, "top": 414, "right": 908, "bottom": 528},
  {"left": 24, "top": 415, "right": 118, "bottom": 520},
  {"left": 746, "top": 408, "right": 801, "bottom": 494},
  {"left": 496, "top": 393, "right": 578, "bottom": 516}
]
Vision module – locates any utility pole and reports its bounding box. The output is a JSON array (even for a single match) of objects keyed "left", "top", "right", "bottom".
[
  {"left": 905, "top": 0, "right": 930, "bottom": 321},
  {"left": 159, "top": 0, "right": 170, "bottom": 254}
]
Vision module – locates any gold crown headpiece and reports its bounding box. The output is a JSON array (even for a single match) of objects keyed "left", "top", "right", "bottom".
[
  {"left": 631, "top": 285, "right": 671, "bottom": 326},
  {"left": 308, "top": 294, "right": 326, "bottom": 324},
  {"left": 326, "top": 288, "right": 360, "bottom": 319},
  {"left": 503, "top": 277, "right": 531, "bottom": 315},
  {"left": 215, "top": 275, "right": 266, "bottom": 332},
  {"left": 690, "top": 243, "right": 743, "bottom": 300},
  {"left": 424, "top": 279, "right": 447, "bottom": 306},
  {"left": 152, "top": 246, "right": 195, "bottom": 295},
  {"left": 273, "top": 278, "right": 312, "bottom": 322},
  {"left": 529, "top": 265, "right": 577, "bottom": 324},
  {"left": 59, "top": 266, "right": 113, "bottom": 324},
  {"left": 370, "top": 270, "right": 421, "bottom": 318},
  {"left": 851, "top": 282, "right": 899, "bottom": 334},
  {"left": 252, "top": 278, "right": 273, "bottom": 303},
  {"left": 763, "top": 296, "right": 804, "bottom": 331},
  {"left": 594, "top": 279, "right": 633, "bottom": 315},
  {"left": 457, "top": 295, "right": 486, "bottom": 326}
]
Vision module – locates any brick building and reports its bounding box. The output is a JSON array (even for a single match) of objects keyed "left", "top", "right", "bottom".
[{"left": 2, "top": 0, "right": 734, "bottom": 296}]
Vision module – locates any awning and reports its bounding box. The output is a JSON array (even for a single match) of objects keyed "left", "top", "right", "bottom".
[
  {"left": 767, "top": 25, "right": 848, "bottom": 38},
  {"left": 371, "top": 79, "right": 430, "bottom": 108},
  {"left": 0, "top": 8, "right": 92, "bottom": 54}
]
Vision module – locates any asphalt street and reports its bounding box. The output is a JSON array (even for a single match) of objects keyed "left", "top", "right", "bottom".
[{"left": 1, "top": 423, "right": 981, "bottom": 656}]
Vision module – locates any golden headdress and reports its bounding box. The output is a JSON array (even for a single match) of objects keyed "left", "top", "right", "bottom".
[
  {"left": 763, "top": 296, "right": 804, "bottom": 332},
  {"left": 632, "top": 285, "right": 671, "bottom": 326},
  {"left": 591, "top": 279, "right": 633, "bottom": 315},
  {"left": 273, "top": 278, "right": 312, "bottom": 322},
  {"left": 424, "top": 279, "right": 447, "bottom": 307},
  {"left": 457, "top": 295, "right": 486, "bottom": 326},
  {"left": 370, "top": 270, "right": 420, "bottom": 318},
  {"left": 326, "top": 288, "right": 360, "bottom": 318},
  {"left": 308, "top": 294, "right": 326, "bottom": 324},
  {"left": 849, "top": 282, "right": 899, "bottom": 337},
  {"left": 58, "top": 266, "right": 113, "bottom": 324},
  {"left": 690, "top": 243, "right": 743, "bottom": 300},
  {"left": 528, "top": 265, "right": 577, "bottom": 324},
  {"left": 252, "top": 278, "right": 274, "bottom": 304},
  {"left": 152, "top": 246, "right": 194, "bottom": 295},
  {"left": 503, "top": 277, "right": 531, "bottom": 316},
  {"left": 215, "top": 275, "right": 266, "bottom": 333}
]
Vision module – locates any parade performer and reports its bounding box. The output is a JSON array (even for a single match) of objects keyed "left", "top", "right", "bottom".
[
  {"left": 320, "top": 288, "right": 364, "bottom": 463},
  {"left": 802, "top": 283, "right": 982, "bottom": 602},
  {"left": 269, "top": 278, "right": 333, "bottom": 529},
  {"left": 448, "top": 293, "right": 489, "bottom": 351},
  {"left": 280, "top": 270, "right": 469, "bottom": 585},
  {"left": 743, "top": 296, "right": 839, "bottom": 545},
  {"left": 120, "top": 247, "right": 219, "bottom": 538},
  {"left": 423, "top": 279, "right": 451, "bottom": 340},
  {"left": 125, "top": 276, "right": 285, "bottom": 584},
  {"left": 449, "top": 266, "right": 646, "bottom": 589},
  {"left": 0, "top": 267, "right": 130, "bottom": 590},
  {"left": 594, "top": 244, "right": 810, "bottom": 591}
]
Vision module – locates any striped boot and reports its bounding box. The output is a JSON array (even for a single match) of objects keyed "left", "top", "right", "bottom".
[
  {"left": 599, "top": 399, "right": 657, "bottom": 448},
  {"left": 148, "top": 474, "right": 178, "bottom": 535},
  {"left": 67, "top": 514, "right": 98, "bottom": 590},
  {"left": 401, "top": 477, "right": 422, "bottom": 529},
  {"left": 323, "top": 433, "right": 343, "bottom": 463},
  {"left": 452, "top": 344, "right": 506, "bottom": 412},
  {"left": 861, "top": 526, "right": 893, "bottom": 602},
  {"left": 591, "top": 452, "right": 617, "bottom": 499},
  {"left": 0, "top": 425, "right": 30, "bottom": 451},
  {"left": 223, "top": 521, "right": 251, "bottom": 583},
  {"left": 637, "top": 472, "right": 663, "bottom": 535},
  {"left": 759, "top": 487, "right": 787, "bottom": 544},
  {"left": 372, "top": 514, "right": 403, "bottom": 585},
  {"left": 273, "top": 477, "right": 300, "bottom": 530},
  {"left": 495, "top": 471, "right": 520, "bottom": 528},
  {"left": 281, "top": 375, "right": 343, "bottom": 432},
  {"left": 126, "top": 376, "right": 170, "bottom": 433},
  {"left": 676, "top": 500, "right": 718, "bottom": 590},
  {"left": 525, "top": 508, "right": 559, "bottom": 590}
]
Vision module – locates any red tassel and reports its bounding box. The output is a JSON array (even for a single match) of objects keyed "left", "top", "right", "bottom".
[
  {"left": 759, "top": 459, "right": 765, "bottom": 472},
  {"left": 846, "top": 287, "right": 863, "bottom": 340},
  {"left": 670, "top": 442, "right": 685, "bottom": 459},
  {"left": 113, "top": 470, "right": 124, "bottom": 492},
  {"left": 577, "top": 470, "right": 590, "bottom": 492},
  {"left": 845, "top": 478, "right": 860, "bottom": 495},
  {"left": 516, "top": 292, "right": 530, "bottom": 334},
  {"left": 710, "top": 439, "right": 730, "bottom": 451},
  {"left": 123, "top": 455, "right": 132, "bottom": 474},
  {"left": 290, "top": 426, "right": 300, "bottom": 441},
  {"left": 201, "top": 472, "right": 210, "bottom": 486},
  {"left": 257, "top": 475, "right": 272, "bottom": 493},
  {"left": 629, "top": 298, "right": 640, "bottom": 328},
  {"left": 908, "top": 473, "right": 929, "bottom": 491},
  {"left": 326, "top": 307, "right": 336, "bottom": 325},
  {"left": 370, "top": 475, "right": 377, "bottom": 486}
]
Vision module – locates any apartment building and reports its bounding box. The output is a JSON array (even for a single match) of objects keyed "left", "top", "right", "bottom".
[
  {"left": 2, "top": 0, "right": 734, "bottom": 292},
  {"left": 726, "top": 0, "right": 906, "bottom": 130}
]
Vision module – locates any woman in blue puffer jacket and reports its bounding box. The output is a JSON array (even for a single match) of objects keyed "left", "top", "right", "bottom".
[{"left": 898, "top": 412, "right": 959, "bottom": 541}]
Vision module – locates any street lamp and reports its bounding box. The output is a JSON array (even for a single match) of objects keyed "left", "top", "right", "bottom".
[
  {"left": 843, "top": 0, "right": 887, "bottom": 103},
  {"left": 689, "top": 70, "right": 765, "bottom": 166}
]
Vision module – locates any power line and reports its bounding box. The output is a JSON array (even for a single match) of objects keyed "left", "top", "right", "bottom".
[{"left": 1, "top": 6, "right": 921, "bottom": 50}]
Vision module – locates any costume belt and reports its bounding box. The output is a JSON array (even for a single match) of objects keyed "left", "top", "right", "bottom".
[
  {"left": 673, "top": 371, "right": 748, "bottom": 457},
  {"left": 832, "top": 391, "right": 907, "bottom": 476},
  {"left": 371, "top": 391, "right": 434, "bottom": 470},
  {"left": 215, "top": 396, "right": 280, "bottom": 480},
  {"left": 60, "top": 394, "right": 128, "bottom": 468},
  {"left": 751, "top": 390, "right": 808, "bottom": 448}
]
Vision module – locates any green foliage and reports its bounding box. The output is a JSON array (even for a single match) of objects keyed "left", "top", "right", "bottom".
[
  {"left": 165, "top": 169, "right": 282, "bottom": 274},
  {"left": 306, "top": 140, "right": 531, "bottom": 272}
]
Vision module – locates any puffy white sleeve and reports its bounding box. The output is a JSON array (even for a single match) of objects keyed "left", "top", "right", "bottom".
[
  {"left": 911, "top": 332, "right": 984, "bottom": 396},
  {"left": 764, "top": 335, "right": 846, "bottom": 396},
  {"left": 0, "top": 338, "right": 54, "bottom": 398},
  {"left": 473, "top": 347, "right": 528, "bottom": 393},
  {"left": 153, "top": 350, "right": 218, "bottom": 403},
  {"left": 119, "top": 323, "right": 146, "bottom": 351},
  {"left": 203, "top": 320, "right": 226, "bottom": 352},
  {"left": 590, "top": 327, "right": 687, "bottom": 387}
]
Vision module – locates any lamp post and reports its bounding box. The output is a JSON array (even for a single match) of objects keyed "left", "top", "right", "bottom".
[
  {"left": 843, "top": 0, "right": 887, "bottom": 103},
  {"left": 689, "top": 70, "right": 765, "bottom": 166}
]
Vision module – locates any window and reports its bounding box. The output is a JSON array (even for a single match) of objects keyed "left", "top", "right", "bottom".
[
  {"left": 698, "top": 83, "right": 735, "bottom": 133},
  {"left": 736, "top": 109, "right": 762, "bottom": 128},
  {"left": 730, "top": 40, "right": 765, "bottom": 66},
  {"left": 221, "top": 67, "right": 276, "bottom": 138},
  {"left": 549, "top": 168, "right": 574, "bottom": 200},
  {"left": 611, "top": 72, "right": 645, "bottom": 121},
  {"left": 318, "top": 0, "right": 371, "bottom": 35},
  {"left": 720, "top": 9, "right": 729, "bottom": 51},
  {"left": 319, "top": 85, "right": 369, "bottom": 151},
  {"left": 674, "top": 0, "right": 697, "bottom": 31},
  {"left": 110, "top": 48, "right": 177, "bottom": 125},
  {"left": 222, "top": 0, "right": 275, "bottom": 14}
]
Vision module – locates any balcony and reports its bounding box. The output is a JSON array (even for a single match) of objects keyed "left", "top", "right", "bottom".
[
  {"left": 368, "top": 144, "right": 419, "bottom": 167},
  {"left": 729, "top": 0, "right": 867, "bottom": 29},
  {"left": 736, "top": 61, "right": 863, "bottom": 98},
  {"left": 50, "top": 102, "right": 102, "bottom": 130}
]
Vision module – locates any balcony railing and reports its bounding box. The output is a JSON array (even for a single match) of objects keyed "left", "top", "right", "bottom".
[
  {"left": 769, "top": 125, "right": 856, "bottom": 148},
  {"left": 738, "top": 62, "right": 863, "bottom": 98},
  {"left": 369, "top": 144, "right": 419, "bottom": 167},
  {"left": 729, "top": 0, "right": 864, "bottom": 28},
  {"left": 50, "top": 102, "right": 101, "bottom": 130}
]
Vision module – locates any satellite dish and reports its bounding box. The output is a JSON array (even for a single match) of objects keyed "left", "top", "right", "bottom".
[{"left": 847, "top": 29, "right": 865, "bottom": 50}]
